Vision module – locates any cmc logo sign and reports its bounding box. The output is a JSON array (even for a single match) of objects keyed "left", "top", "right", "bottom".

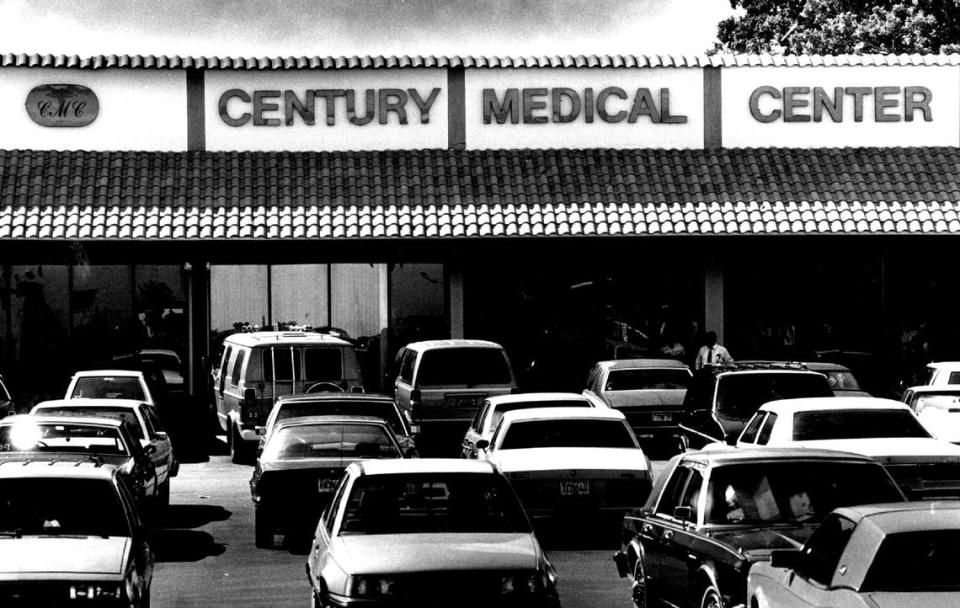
[{"left": 25, "top": 84, "right": 99, "bottom": 127}]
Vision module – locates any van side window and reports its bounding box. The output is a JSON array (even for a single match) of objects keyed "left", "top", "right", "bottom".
[
  {"left": 399, "top": 350, "right": 416, "bottom": 384},
  {"left": 231, "top": 350, "right": 246, "bottom": 386},
  {"left": 219, "top": 346, "right": 233, "bottom": 393}
]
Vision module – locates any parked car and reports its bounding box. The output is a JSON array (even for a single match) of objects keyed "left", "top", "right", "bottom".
[
  {"left": 902, "top": 384, "right": 960, "bottom": 444},
  {"left": 250, "top": 415, "right": 405, "bottom": 548},
  {"left": 65, "top": 369, "right": 156, "bottom": 404},
  {"left": 306, "top": 458, "right": 560, "bottom": 608},
  {"left": 613, "top": 446, "right": 905, "bottom": 608},
  {"left": 802, "top": 361, "right": 870, "bottom": 397},
  {"left": 0, "top": 414, "right": 157, "bottom": 507},
  {"left": 583, "top": 358, "right": 692, "bottom": 448},
  {"left": 460, "top": 392, "right": 603, "bottom": 459},
  {"left": 213, "top": 331, "right": 364, "bottom": 464},
  {"left": 736, "top": 396, "right": 960, "bottom": 498},
  {"left": 31, "top": 398, "right": 177, "bottom": 507},
  {"left": 393, "top": 339, "right": 517, "bottom": 455},
  {"left": 0, "top": 458, "right": 153, "bottom": 607},
  {"left": 921, "top": 361, "right": 960, "bottom": 386},
  {"left": 477, "top": 407, "right": 651, "bottom": 521},
  {"left": 749, "top": 501, "right": 960, "bottom": 608},
  {"left": 258, "top": 393, "right": 418, "bottom": 456},
  {"left": 116, "top": 348, "right": 185, "bottom": 389},
  {"left": 678, "top": 361, "right": 834, "bottom": 451},
  {"left": 0, "top": 374, "right": 12, "bottom": 416}
]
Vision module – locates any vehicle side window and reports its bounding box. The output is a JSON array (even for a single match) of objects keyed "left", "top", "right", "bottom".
[
  {"left": 399, "top": 350, "right": 416, "bottom": 384},
  {"left": 797, "top": 514, "right": 856, "bottom": 586},
  {"left": 740, "top": 412, "right": 766, "bottom": 444},
  {"left": 142, "top": 406, "right": 166, "bottom": 437},
  {"left": 231, "top": 350, "right": 246, "bottom": 386},
  {"left": 585, "top": 367, "right": 599, "bottom": 391},
  {"left": 325, "top": 475, "right": 351, "bottom": 534},
  {"left": 679, "top": 469, "right": 704, "bottom": 521},
  {"left": 656, "top": 467, "right": 692, "bottom": 516},
  {"left": 756, "top": 412, "right": 778, "bottom": 445},
  {"left": 472, "top": 401, "right": 491, "bottom": 432},
  {"left": 138, "top": 408, "right": 156, "bottom": 437}
]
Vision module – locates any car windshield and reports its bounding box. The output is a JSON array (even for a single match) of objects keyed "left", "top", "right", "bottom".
[
  {"left": 31, "top": 407, "right": 144, "bottom": 440},
  {"left": 417, "top": 348, "right": 512, "bottom": 387},
  {"left": 262, "top": 423, "right": 400, "bottom": 460},
  {"left": 715, "top": 373, "right": 832, "bottom": 420},
  {"left": 822, "top": 370, "right": 861, "bottom": 391},
  {"left": 70, "top": 377, "right": 145, "bottom": 401},
  {"left": 862, "top": 529, "right": 960, "bottom": 591},
  {"left": 339, "top": 473, "right": 530, "bottom": 535},
  {"left": 0, "top": 478, "right": 130, "bottom": 537},
  {"left": 606, "top": 369, "right": 690, "bottom": 391},
  {"left": 792, "top": 409, "right": 932, "bottom": 440},
  {"left": 0, "top": 422, "right": 128, "bottom": 455},
  {"left": 705, "top": 461, "right": 903, "bottom": 526},
  {"left": 276, "top": 401, "right": 405, "bottom": 435},
  {"left": 499, "top": 419, "right": 636, "bottom": 450},
  {"left": 489, "top": 400, "right": 591, "bottom": 431}
]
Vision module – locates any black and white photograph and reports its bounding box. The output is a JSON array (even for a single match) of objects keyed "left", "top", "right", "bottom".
[{"left": 1, "top": 0, "right": 960, "bottom": 606}]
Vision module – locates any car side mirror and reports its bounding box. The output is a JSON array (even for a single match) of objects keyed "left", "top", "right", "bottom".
[
  {"left": 144, "top": 444, "right": 157, "bottom": 455},
  {"left": 770, "top": 549, "right": 804, "bottom": 570},
  {"left": 475, "top": 439, "right": 490, "bottom": 451},
  {"left": 724, "top": 431, "right": 739, "bottom": 446},
  {"left": 673, "top": 506, "right": 694, "bottom": 522}
]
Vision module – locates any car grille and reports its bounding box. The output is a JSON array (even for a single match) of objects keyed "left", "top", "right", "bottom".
[
  {"left": 884, "top": 462, "right": 960, "bottom": 496},
  {"left": 352, "top": 570, "right": 543, "bottom": 603},
  {"left": 510, "top": 477, "right": 651, "bottom": 513}
]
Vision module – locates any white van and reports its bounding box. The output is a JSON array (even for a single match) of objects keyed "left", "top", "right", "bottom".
[{"left": 213, "top": 331, "right": 364, "bottom": 463}]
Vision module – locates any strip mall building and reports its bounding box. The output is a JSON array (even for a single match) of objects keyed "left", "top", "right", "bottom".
[{"left": 1, "top": 52, "right": 958, "bottom": 403}]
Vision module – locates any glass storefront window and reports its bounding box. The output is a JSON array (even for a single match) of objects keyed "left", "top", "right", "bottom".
[
  {"left": 271, "top": 264, "right": 329, "bottom": 331},
  {"left": 8, "top": 265, "right": 70, "bottom": 401},
  {"left": 70, "top": 265, "right": 134, "bottom": 368},
  {"left": 390, "top": 263, "right": 446, "bottom": 348},
  {"left": 210, "top": 265, "right": 269, "bottom": 338},
  {"left": 330, "top": 263, "right": 381, "bottom": 339}
]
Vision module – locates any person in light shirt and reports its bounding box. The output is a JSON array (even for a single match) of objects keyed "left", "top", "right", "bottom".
[{"left": 695, "top": 331, "right": 733, "bottom": 370}]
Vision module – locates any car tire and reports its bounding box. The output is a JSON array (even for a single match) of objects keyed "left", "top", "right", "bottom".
[
  {"left": 700, "top": 585, "right": 724, "bottom": 608},
  {"left": 230, "top": 423, "right": 247, "bottom": 465},
  {"left": 139, "top": 586, "right": 151, "bottom": 608},
  {"left": 631, "top": 557, "right": 653, "bottom": 608},
  {"left": 254, "top": 506, "right": 273, "bottom": 549}
]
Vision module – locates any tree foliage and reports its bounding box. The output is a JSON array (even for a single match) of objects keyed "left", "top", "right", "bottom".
[{"left": 715, "top": 0, "right": 960, "bottom": 54}]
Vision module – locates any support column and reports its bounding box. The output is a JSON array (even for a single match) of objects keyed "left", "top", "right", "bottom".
[
  {"left": 378, "top": 263, "right": 390, "bottom": 391},
  {"left": 447, "top": 264, "right": 465, "bottom": 339},
  {"left": 704, "top": 258, "right": 725, "bottom": 346},
  {"left": 187, "top": 261, "right": 210, "bottom": 399}
]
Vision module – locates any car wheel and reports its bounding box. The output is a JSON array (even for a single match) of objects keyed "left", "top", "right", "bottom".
[
  {"left": 230, "top": 423, "right": 247, "bottom": 465},
  {"left": 139, "top": 586, "right": 151, "bottom": 608},
  {"left": 156, "top": 479, "right": 170, "bottom": 510},
  {"left": 700, "top": 585, "right": 724, "bottom": 608},
  {"left": 677, "top": 434, "right": 690, "bottom": 454},
  {"left": 631, "top": 557, "right": 652, "bottom": 608},
  {"left": 254, "top": 506, "right": 273, "bottom": 549}
]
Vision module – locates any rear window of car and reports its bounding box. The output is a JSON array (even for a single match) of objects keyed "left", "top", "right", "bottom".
[
  {"left": 262, "top": 423, "right": 400, "bottom": 460},
  {"left": 0, "top": 422, "right": 128, "bottom": 455},
  {"left": 822, "top": 370, "right": 861, "bottom": 391},
  {"left": 31, "top": 406, "right": 144, "bottom": 440},
  {"left": 70, "top": 377, "right": 145, "bottom": 401},
  {"left": 276, "top": 401, "right": 405, "bottom": 435},
  {"left": 339, "top": 472, "right": 530, "bottom": 535},
  {"left": 715, "top": 373, "right": 833, "bottom": 420},
  {"left": 606, "top": 368, "right": 690, "bottom": 391},
  {"left": 416, "top": 347, "right": 512, "bottom": 387},
  {"left": 489, "top": 400, "right": 591, "bottom": 431},
  {"left": 792, "top": 409, "right": 931, "bottom": 440},
  {"left": 0, "top": 478, "right": 130, "bottom": 537},
  {"left": 862, "top": 530, "right": 960, "bottom": 592},
  {"left": 500, "top": 419, "right": 636, "bottom": 450}
]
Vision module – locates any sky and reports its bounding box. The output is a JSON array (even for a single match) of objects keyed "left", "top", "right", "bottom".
[{"left": 0, "top": 0, "right": 737, "bottom": 57}]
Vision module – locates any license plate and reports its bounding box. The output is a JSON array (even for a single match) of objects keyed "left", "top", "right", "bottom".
[
  {"left": 318, "top": 478, "right": 339, "bottom": 493},
  {"left": 651, "top": 413, "right": 673, "bottom": 422},
  {"left": 560, "top": 481, "right": 590, "bottom": 496},
  {"left": 450, "top": 396, "right": 481, "bottom": 408}
]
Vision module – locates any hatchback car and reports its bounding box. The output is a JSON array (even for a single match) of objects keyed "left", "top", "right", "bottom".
[
  {"left": 306, "top": 459, "right": 560, "bottom": 608},
  {"left": 0, "top": 458, "right": 153, "bottom": 607},
  {"left": 32, "top": 398, "right": 177, "bottom": 507},
  {"left": 250, "top": 415, "right": 405, "bottom": 548}
]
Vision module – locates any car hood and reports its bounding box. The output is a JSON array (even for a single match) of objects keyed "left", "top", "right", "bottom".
[
  {"left": 0, "top": 537, "right": 129, "bottom": 579},
  {"left": 795, "top": 438, "right": 960, "bottom": 461},
  {"left": 604, "top": 390, "right": 686, "bottom": 409},
  {"left": 709, "top": 525, "right": 816, "bottom": 560},
  {"left": 864, "top": 592, "right": 960, "bottom": 608},
  {"left": 489, "top": 448, "right": 649, "bottom": 474},
  {"left": 331, "top": 533, "right": 538, "bottom": 574}
]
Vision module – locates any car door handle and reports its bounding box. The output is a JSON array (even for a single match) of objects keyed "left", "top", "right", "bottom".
[{"left": 662, "top": 530, "right": 674, "bottom": 541}]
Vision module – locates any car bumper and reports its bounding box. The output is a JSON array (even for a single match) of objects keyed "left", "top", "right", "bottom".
[{"left": 324, "top": 591, "right": 560, "bottom": 608}]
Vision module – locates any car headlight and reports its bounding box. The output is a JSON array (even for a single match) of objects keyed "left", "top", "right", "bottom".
[
  {"left": 500, "top": 571, "right": 541, "bottom": 594},
  {"left": 351, "top": 575, "right": 397, "bottom": 597},
  {"left": 69, "top": 584, "right": 123, "bottom": 600}
]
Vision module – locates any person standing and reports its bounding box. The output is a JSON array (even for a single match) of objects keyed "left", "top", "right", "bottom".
[{"left": 695, "top": 331, "right": 732, "bottom": 370}]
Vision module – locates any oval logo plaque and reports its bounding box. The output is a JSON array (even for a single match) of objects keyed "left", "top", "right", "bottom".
[{"left": 26, "top": 84, "right": 99, "bottom": 127}]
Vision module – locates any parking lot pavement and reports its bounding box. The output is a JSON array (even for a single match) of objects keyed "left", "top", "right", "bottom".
[{"left": 151, "top": 451, "right": 667, "bottom": 608}]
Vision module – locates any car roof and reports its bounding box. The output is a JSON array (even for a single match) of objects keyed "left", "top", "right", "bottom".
[
  {"left": 0, "top": 413, "right": 124, "bottom": 428},
  {"left": 927, "top": 361, "right": 960, "bottom": 371},
  {"left": 71, "top": 369, "right": 145, "bottom": 379},
  {"left": 402, "top": 339, "right": 504, "bottom": 352},
  {"left": 34, "top": 398, "right": 148, "bottom": 409},
  {"left": 596, "top": 358, "right": 691, "bottom": 370},
  {"left": 224, "top": 331, "right": 352, "bottom": 347},
  {"left": 905, "top": 385, "right": 960, "bottom": 395},
  {"left": 680, "top": 445, "right": 879, "bottom": 466},
  {"left": 276, "top": 393, "right": 394, "bottom": 404},
  {"left": 484, "top": 392, "right": 595, "bottom": 405},
  {"left": 499, "top": 407, "right": 626, "bottom": 423},
  {"left": 759, "top": 396, "right": 908, "bottom": 414},
  {"left": 356, "top": 458, "right": 497, "bottom": 476},
  {"left": 801, "top": 361, "right": 851, "bottom": 372},
  {"left": 696, "top": 361, "right": 812, "bottom": 375},
  {"left": 274, "top": 415, "right": 390, "bottom": 430},
  {"left": 834, "top": 501, "right": 960, "bottom": 532},
  {"left": 0, "top": 458, "right": 118, "bottom": 480}
]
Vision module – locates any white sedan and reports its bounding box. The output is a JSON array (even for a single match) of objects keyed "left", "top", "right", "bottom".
[
  {"left": 749, "top": 501, "right": 960, "bottom": 608},
  {"left": 478, "top": 407, "right": 651, "bottom": 519},
  {"left": 736, "top": 396, "right": 960, "bottom": 498}
]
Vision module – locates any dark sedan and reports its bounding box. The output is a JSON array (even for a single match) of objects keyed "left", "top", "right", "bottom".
[
  {"left": 249, "top": 415, "right": 405, "bottom": 548},
  {"left": 613, "top": 446, "right": 905, "bottom": 608}
]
